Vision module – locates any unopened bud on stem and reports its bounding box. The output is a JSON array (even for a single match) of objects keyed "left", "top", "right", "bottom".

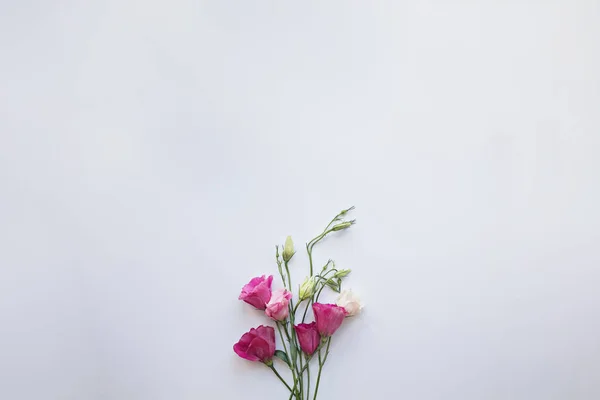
[
  {"left": 333, "top": 269, "right": 351, "bottom": 278},
  {"left": 331, "top": 220, "right": 356, "bottom": 231},
  {"left": 282, "top": 236, "right": 295, "bottom": 262},
  {"left": 299, "top": 276, "right": 316, "bottom": 300},
  {"left": 340, "top": 206, "right": 355, "bottom": 216}
]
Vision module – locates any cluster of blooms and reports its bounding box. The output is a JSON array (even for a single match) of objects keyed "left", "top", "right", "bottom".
[{"left": 233, "top": 207, "right": 362, "bottom": 399}]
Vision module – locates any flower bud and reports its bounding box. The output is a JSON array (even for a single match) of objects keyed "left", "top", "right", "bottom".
[
  {"left": 299, "top": 276, "right": 316, "bottom": 300},
  {"left": 339, "top": 206, "right": 355, "bottom": 215},
  {"left": 333, "top": 269, "right": 351, "bottom": 278},
  {"left": 331, "top": 220, "right": 355, "bottom": 231},
  {"left": 282, "top": 236, "right": 295, "bottom": 262}
]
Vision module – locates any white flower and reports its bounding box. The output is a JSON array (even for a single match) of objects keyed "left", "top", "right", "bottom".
[{"left": 336, "top": 289, "right": 362, "bottom": 317}]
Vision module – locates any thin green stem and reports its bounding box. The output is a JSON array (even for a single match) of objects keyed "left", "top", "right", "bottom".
[
  {"left": 275, "top": 246, "right": 286, "bottom": 289},
  {"left": 269, "top": 364, "right": 294, "bottom": 394},
  {"left": 315, "top": 283, "right": 327, "bottom": 303},
  {"left": 299, "top": 356, "right": 311, "bottom": 373},
  {"left": 293, "top": 300, "right": 303, "bottom": 316},
  {"left": 301, "top": 298, "right": 311, "bottom": 323},
  {"left": 312, "top": 338, "right": 331, "bottom": 400},
  {"left": 306, "top": 206, "right": 354, "bottom": 277},
  {"left": 278, "top": 322, "right": 302, "bottom": 398},
  {"left": 276, "top": 324, "right": 291, "bottom": 365},
  {"left": 307, "top": 231, "right": 329, "bottom": 275},
  {"left": 306, "top": 231, "right": 327, "bottom": 276},
  {"left": 283, "top": 261, "right": 296, "bottom": 346},
  {"left": 307, "top": 243, "right": 314, "bottom": 276},
  {"left": 306, "top": 353, "right": 311, "bottom": 400},
  {"left": 298, "top": 351, "right": 304, "bottom": 399},
  {"left": 284, "top": 261, "right": 293, "bottom": 294}
]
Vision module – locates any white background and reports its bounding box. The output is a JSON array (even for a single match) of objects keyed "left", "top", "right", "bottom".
[{"left": 1, "top": 1, "right": 599, "bottom": 399}]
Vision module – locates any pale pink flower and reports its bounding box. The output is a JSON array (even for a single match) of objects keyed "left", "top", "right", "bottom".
[{"left": 265, "top": 289, "right": 292, "bottom": 321}]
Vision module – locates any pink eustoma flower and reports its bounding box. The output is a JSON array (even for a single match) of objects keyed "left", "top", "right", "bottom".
[
  {"left": 265, "top": 289, "right": 292, "bottom": 321},
  {"left": 233, "top": 325, "right": 276, "bottom": 363},
  {"left": 312, "top": 303, "right": 347, "bottom": 337},
  {"left": 239, "top": 275, "right": 273, "bottom": 310},
  {"left": 294, "top": 322, "right": 320, "bottom": 355}
]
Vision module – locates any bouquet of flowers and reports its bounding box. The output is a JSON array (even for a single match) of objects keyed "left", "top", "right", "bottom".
[{"left": 233, "top": 207, "right": 362, "bottom": 400}]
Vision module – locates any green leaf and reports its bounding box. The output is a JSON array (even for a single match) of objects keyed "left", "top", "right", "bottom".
[{"left": 274, "top": 350, "right": 290, "bottom": 366}]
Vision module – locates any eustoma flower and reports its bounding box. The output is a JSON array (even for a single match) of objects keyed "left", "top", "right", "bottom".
[
  {"left": 312, "top": 303, "right": 347, "bottom": 337},
  {"left": 294, "top": 322, "right": 320, "bottom": 355},
  {"left": 239, "top": 275, "right": 273, "bottom": 310},
  {"left": 336, "top": 289, "right": 362, "bottom": 317},
  {"left": 233, "top": 325, "right": 276, "bottom": 363},
  {"left": 265, "top": 288, "right": 292, "bottom": 321},
  {"left": 233, "top": 206, "right": 361, "bottom": 400}
]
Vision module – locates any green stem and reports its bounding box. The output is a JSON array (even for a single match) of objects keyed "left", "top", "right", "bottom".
[
  {"left": 307, "top": 232, "right": 327, "bottom": 276},
  {"left": 284, "top": 261, "right": 293, "bottom": 294},
  {"left": 279, "top": 323, "right": 302, "bottom": 397},
  {"left": 276, "top": 324, "right": 292, "bottom": 366},
  {"left": 298, "top": 351, "right": 304, "bottom": 399},
  {"left": 293, "top": 300, "right": 303, "bottom": 316},
  {"left": 301, "top": 298, "right": 312, "bottom": 323},
  {"left": 299, "top": 357, "right": 311, "bottom": 373},
  {"left": 312, "top": 338, "right": 331, "bottom": 400},
  {"left": 307, "top": 243, "right": 314, "bottom": 276},
  {"left": 315, "top": 283, "right": 327, "bottom": 303},
  {"left": 284, "top": 276, "right": 304, "bottom": 394},
  {"left": 306, "top": 232, "right": 326, "bottom": 276},
  {"left": 306, "top": 206, "right": 354, "bottom": 276},
  {"left": 269, "top": 364, "right": 294, "bottom": 394},
  {"left": 276, "top": 246, "right": 286, "bottom": 289},
  {"left": 306, "top": 353, "right": 311, "bottom": 400}
]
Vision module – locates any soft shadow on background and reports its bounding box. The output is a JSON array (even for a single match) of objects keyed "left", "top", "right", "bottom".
[{"left": 1, "top": 1, "right": 599, "bottom": 399}]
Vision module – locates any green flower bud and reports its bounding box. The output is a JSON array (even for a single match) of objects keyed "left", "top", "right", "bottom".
[
  {"left": 282, "top": 236, "right": 295, "bottom": 262},
  {"left": 331, "top": 220, "right": 355, "bottom": 231},
  {"left": 299, "top": 276, "right": 316, "bottom": 300},
  {"left": 333, "top": 269, "right": 351, "bottom": 278},
  {"left": 340, "top": 206, "right": 355, "bottom": 215}
]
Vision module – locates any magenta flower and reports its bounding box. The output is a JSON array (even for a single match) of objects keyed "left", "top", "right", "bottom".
[
  {"left": 313, "top": 303, "right": 346, "bottom": 337},
  {"left": 233, "top": 325, "right": 276, "bottom": 363},
  {"left": 294, "top": 322, "right": 320, "bottom": 355},
  {"left": 239, "top": 275, "right": 273, "bottom": 310},
  {"left": 265, "top": 289, "right": 292, "bottom": 321}
]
